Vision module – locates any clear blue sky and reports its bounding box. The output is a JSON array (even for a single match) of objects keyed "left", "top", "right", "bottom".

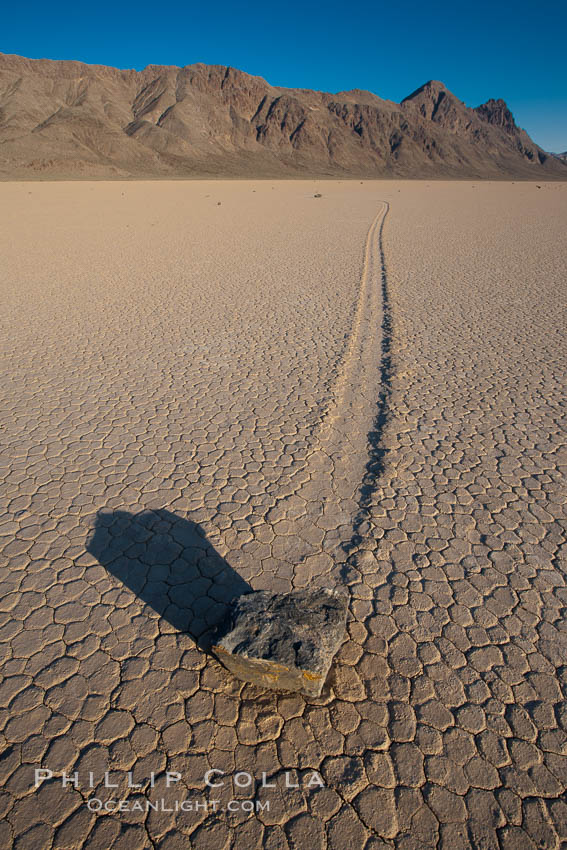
[{"left": 3, "top": 0, "right": 566, "bottom": 152}]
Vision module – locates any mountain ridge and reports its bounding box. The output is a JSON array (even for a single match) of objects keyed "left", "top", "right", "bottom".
[{"left": 0, "top": 52, "right": 565, "bottom": 179}]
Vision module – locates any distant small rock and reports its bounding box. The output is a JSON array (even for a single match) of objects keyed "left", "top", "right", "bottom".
[{"left": 213, "top": 587, "right": 348, "bottom": 697}]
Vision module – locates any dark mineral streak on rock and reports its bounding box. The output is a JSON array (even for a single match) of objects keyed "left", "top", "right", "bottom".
[{"left": 212, "top": 588, "right": 348, "bottom": 697}]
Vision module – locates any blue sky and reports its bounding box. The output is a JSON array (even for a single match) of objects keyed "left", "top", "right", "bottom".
[{"left": 3, "top": 0, "right": 566, "bottom": 152}]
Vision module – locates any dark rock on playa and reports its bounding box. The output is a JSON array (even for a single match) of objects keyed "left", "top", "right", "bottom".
[{"left": 212, "top": 587, "right": 348, "bottom": 697}]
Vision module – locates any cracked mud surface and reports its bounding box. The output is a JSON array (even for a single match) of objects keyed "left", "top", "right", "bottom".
[{"left": 0, "top": 180, "right": 566, "bottom": 848}]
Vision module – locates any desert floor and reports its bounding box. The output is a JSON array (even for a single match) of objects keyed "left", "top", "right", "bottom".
[{"left": 0, "top": 179, "right": 566, "bottom": 849}]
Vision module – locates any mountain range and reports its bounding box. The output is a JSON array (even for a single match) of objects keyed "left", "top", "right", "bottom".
[{"left": 1, "top": 52, "right": 565, "bottom": 179}]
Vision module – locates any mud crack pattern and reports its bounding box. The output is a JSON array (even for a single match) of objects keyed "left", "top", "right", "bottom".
[{"left": 0, "top": 180, "right": 566, "bottom": 849}]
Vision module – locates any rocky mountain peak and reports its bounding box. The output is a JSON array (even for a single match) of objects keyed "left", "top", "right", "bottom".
[
  {"left": 0, "top": 53, "right": 565, "bottom": 179},
  {"left": 475, "top": 98, "right": 518, "bottom": 134},
  {"left": 400, "top": 80, "right": 471, "bottom": 132}
]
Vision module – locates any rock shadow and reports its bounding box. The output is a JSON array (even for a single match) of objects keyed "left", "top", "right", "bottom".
[{"left": 87, "top": 508, "right": 250, "bottom": 648}]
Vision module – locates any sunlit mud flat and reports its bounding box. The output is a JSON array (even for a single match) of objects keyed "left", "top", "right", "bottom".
[{"left": 0, "top": 179, "right": 565, "bottom": 849}]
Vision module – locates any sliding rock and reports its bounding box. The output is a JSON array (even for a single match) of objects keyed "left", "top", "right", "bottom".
[{"left": 213, "top": 588, "right": 348, "bottom": 697}]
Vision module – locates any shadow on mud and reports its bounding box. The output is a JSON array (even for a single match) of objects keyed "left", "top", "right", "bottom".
[{"left": 87, "top": 508, "right": 250, "bottom": 647}]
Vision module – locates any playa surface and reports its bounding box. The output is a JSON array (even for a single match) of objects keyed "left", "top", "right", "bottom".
[{"left": 0, "top": 179, "right": 566, "bottom": 848}]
